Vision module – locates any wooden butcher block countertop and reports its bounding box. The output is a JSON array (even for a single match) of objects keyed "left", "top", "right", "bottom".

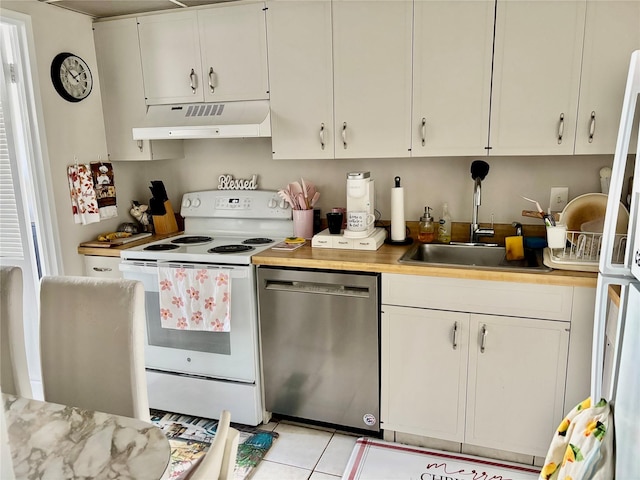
[
  {"left": 251, "top": 242, "right": 598, "bottom": 288},
  {"left": 77, "top": 232, "right": 183, "bottom": 257},
  {"left": 76, "top": 221, "right": 597, "bottom": 287}
]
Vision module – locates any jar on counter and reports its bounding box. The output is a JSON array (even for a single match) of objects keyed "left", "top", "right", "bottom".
[{"left": 418, "top": 206, "right": 436, "bottom": 243}]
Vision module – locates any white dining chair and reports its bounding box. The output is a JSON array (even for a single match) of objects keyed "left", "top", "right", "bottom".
[
  {"left": 39, "top": 275, "right": 150, "bottom": 421},
  {"left": 186, "top": 410, "right": 240, "bottom": 480},
  {"left": 1, "top": 265, "right": 32, "bottom": 398}
]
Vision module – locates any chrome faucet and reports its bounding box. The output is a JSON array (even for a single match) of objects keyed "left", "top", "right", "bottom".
[
  {"left": 470, "top": 160, "right": 495, "bottom": 243},
  {"left": 512, "top": 222, "right": 523, "bottom": 236}
]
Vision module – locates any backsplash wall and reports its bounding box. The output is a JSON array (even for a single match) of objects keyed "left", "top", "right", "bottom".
[{"left": 137, "top": 137, "right": 619, "bottom": 228}]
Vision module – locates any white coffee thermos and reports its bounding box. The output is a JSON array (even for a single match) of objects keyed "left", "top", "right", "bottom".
[{"left": 390, "top": 176, "right": 406, "bottom": 242}]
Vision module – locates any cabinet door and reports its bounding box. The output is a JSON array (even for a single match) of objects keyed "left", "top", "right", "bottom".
[
  {"left": 266, "top": 0, "right": 334, "bottom": 159},
  {"left": 574, "top": 1, "right": 640, "bottom": 154},
  {"left": 93, "top": 19, "right": 184, "bottom": 161},
  {"left": 199, "top": 2, "right": 269, "bottom": 102},
  {"left": 382, "top": 305, "right": 468, "bottom": 442},
  {"left": 138, "top": 11, "right": 203, "bottom": 104},
  {"left": 83, "top": 256, "right": 122, "bottom": 278},
  {"left": 489, "top": 1, "right": 586, "bottom": 155},
  {"left": 332, "top": 0, "right": 412, "bottom": 159},
  {"left": 412, "top": 1, "right": 493, "bottom": 157},
  {"left": 466, "top": 315, "right": 569, "bottom": 457}
]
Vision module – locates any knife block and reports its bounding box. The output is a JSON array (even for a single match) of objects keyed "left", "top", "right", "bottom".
[{"left": 152, "top": 200, "right": 179, "bottom": 235}]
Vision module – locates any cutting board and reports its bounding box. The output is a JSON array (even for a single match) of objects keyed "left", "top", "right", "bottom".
[{"left": 80, "top": 232, "right": 152, "bottom": 248}]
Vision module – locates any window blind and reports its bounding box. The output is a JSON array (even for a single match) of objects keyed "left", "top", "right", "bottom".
[{"left": 0, "top": 99, "right": 24, "bottom": 259}]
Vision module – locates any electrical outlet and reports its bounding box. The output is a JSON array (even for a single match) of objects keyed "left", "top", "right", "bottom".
[{"left": 549, "top": 187, "right": 569, "bottom": 212}]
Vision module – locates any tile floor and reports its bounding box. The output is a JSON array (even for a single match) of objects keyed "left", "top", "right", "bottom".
[{"left": 253, "top": 419, "right": 363, "bottom": 480}]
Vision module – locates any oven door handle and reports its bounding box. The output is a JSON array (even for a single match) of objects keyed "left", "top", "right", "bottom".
[
  {"left": 119, "top": 262, "right": 159, "bottom": 275},
  {"left": 159, "top": 263, "right": 249, "bottom": 279},
  {"left": 120, "top": 261, "right": 250, "bottom": 279}
]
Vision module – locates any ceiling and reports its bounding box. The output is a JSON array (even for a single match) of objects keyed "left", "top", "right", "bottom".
[{"left": 39, "top": 0, "right": 234, "bottom": 19}]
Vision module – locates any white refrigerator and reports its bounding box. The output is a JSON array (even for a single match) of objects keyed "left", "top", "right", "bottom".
[{"left": 591, "top": 49, "right": 640, "bottom": 478}]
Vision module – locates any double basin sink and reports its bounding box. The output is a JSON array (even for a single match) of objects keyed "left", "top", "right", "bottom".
[{"left": 399, "top": 242, "right": 551, "bottom": 273}]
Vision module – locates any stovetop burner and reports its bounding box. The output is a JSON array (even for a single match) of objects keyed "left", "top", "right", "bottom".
[
  {"left": 144, "top": 243, "right": 181, "bottom": 251},
  {"left": 242, "top": 238, "right": 273, "bottom": 245},
  {"left": 208, "top": 245, "right": 255, "bottom": 254},
  {"left": 171, "top": 236, "right": 214, "bottom": 245}
]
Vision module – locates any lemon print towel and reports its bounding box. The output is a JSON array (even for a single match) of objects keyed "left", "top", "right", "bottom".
[{"left": 539, "top": 397, "right": 613, "bottom": 480}]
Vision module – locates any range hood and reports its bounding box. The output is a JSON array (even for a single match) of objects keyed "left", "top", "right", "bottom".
[{"left": 132, "top": 100, "right": 271, "bottom": 140}]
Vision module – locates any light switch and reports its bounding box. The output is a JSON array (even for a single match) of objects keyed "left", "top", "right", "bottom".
[{"left": 549, "top": 187, "right": 569, "bottom": 212}]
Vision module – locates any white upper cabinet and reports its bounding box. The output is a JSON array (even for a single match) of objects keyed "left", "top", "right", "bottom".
[
  {"left": 574, "top": 0, "right": 640, "bottom": 155},
  {"left": 198, "top": 3, "right": 269, "bottom": 102},
  {"left": 138, "top": 2, "right": 268, "bottom": 105},
  {"left": 138, "top": 11, "right": 203, "bottom": 104},
  {"left": 266, "top": 1, "right": 334, "bottom": 159},
  {"left": 411, "top": 1, "right": 494, "bottom": 157},
  {"left": 489, "top": 1, "right": 586, "bottom": 156},
  {"left": 93, "top": 18, "right": 183, "bottom": 161},
  {"left": 332, "top": 0, "right": 413, "bottom": 159}
]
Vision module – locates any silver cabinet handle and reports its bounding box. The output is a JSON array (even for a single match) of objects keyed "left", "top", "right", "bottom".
[
  {"left": 557, "top": 113, "right": 564, "bottom": 144},
  {"left": 589, "top": 111, "right": 596, "bottom": 143},
  {"left": 452, "top": 321, "right": 458, "bottom": 350},
  {"left": 480, "top": 324, "right": 487, "bottom": 353},
  {"left": 421, "top": 117, "right": 426, "bottom": 146},
  {"left": 320, "top": 123, "right": 325, "bottom": 150},
  {"left": 189, "top": 68, "right": 197, "bottom": 94},
  {"left": 342, "top": 122, "right": 347, "bottom": 149},
  {"left": 92, "top": 267, "right": 113, "bottom": 272},
  {"left": 208, "top": 67, "right": 217, "bottom": 93},
  {"left": 137, "top": 140, "right": 143, "bottom": 152}
]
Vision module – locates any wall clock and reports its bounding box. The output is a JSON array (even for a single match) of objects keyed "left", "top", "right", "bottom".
[{"left": 50, "top": 52, "right": 93, "bottom": 102}]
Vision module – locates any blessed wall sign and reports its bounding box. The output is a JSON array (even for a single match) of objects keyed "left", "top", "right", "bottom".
[{"left": 218, "top": 174, "right": 258, "bottom": 190}]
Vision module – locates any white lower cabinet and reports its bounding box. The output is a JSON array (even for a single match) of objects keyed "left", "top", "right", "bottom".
[
  {"left": 83, "top": 256, "right": 122, "bottom": 279},
  {"left": 465, "top": 314, "right": 569, "bottom": 457},
  {"left": 382, "top": 306, "right": 468, "bottom": 443},
  {"left": 381, "top": 274, "right": 573, "bottom": 457}
]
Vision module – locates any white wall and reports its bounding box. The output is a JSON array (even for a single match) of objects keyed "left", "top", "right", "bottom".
[
  {"left": 139, "top": 137, "right": 617, "bottom": 227},
  {"left": 2, "top": 1, "right": 146, "bottom": 275}
]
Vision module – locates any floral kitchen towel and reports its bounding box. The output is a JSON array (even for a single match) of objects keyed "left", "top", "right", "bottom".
[
  {"left": 539, "top": 397, "right": 613, "bottom": 480},
  {"left": 67, "top": 163, "right": 100, "bottom": 225},
  {"left": 158, "top": 266, "right": 231, "bottom": 332},
  {"left": 90, "top": 162, "right": 117, "bottom": 220}
]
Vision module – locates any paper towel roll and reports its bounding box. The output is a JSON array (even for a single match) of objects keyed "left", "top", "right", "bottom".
[{"left": 391, "top": 187, "right": 406, "bottom": 241}]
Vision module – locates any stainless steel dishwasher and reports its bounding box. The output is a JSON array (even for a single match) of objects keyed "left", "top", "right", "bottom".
[{"left": 257, "top": 267, "right": 380, "bottom": 432}]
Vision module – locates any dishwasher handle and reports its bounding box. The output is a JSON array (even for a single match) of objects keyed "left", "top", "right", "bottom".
[{"left": 264, "top": 280, "right": 370, "bottom": 298}]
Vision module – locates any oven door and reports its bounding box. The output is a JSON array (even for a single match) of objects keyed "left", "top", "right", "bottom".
[{"left": 120, "top": 260, "right": 258, "bottom": 383}]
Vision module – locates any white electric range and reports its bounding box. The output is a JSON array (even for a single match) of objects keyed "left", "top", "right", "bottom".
[{"left": 120, "top": 190, "right": 293, "bottom": 425}]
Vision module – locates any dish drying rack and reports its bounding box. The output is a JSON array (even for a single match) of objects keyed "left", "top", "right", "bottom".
[{"left": 543, "top": 231, "right": 627, "bottom": 272}]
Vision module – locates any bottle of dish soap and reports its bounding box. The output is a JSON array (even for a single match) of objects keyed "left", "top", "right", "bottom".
[
  {"left": 418, "top": 206, "right": 436, "bottom": 243},
  {"left": 437, "top": 203, "right": 452, "bottom": 243}
]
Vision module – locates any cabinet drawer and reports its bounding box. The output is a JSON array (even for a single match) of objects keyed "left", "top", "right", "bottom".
[
  {"left": 83, "top": 256, "right": 122, "bottom": 278},
  {"left": 382, "top": 273, "right": 572, "bottom": 321}
]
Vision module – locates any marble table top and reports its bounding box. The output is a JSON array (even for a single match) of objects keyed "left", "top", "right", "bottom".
[{"left": 3, "top": 394, "right": 171, "bottom": 479}]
